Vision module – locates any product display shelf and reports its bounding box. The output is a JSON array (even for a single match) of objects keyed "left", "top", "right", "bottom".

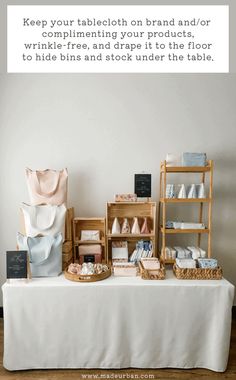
[
  {"left": 161, "top": 162, "right": 212, "bottom": 173},
  {"left": 106, "top": 201, "right": 156, "bottom": 263},
  {"left": 73, "top": 217, "right": 106, "bottom": 263},
  {"left": 158, "top": 160, "right": 213, "bottom": 265},
  {"left": 159, "top": 228, "right": 210, "bottom": 234}
]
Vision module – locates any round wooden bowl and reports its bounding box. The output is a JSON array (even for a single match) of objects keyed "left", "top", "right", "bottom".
[{"left": 64, "top": 266, "right": 111, "bottom": 282}]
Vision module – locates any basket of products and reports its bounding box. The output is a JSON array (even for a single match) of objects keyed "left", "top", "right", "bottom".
[
  {"left": 173, "top": 258, "right": 223, "bottom": 280},
  {"left": 139, "top": 258, "right": 165, "bottom": 280},
  {"left": 65, "top": 262, "right": 111, "bottom": 282}
]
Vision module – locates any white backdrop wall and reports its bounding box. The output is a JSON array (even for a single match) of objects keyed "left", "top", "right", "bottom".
[{"left": 0, "top": 73, "right": 236, "bottom": 306}]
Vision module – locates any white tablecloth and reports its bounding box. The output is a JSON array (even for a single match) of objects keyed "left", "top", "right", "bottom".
[{"left": 2, "top": 270, "right": 234, "bottom": 372}]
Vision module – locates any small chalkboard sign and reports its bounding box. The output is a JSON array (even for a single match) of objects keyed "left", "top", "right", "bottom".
[
  {"left": 6, "top": 251, "right": 28, "bottom": 279},
  {"left": 134, "top": 174, "right": 152, "bottom": 198}
]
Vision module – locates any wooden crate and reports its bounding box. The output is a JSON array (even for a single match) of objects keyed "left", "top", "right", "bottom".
[
  {"left": 73, "top": 218, "right": 106, "bottom": 263},
  {"left": 65, "top": 208, "right": 74, "bottom": 241},
  {"left": 106, "top": 202, "right": 157, "bottom": 263},
  {"left": 62, "top": 240, "right": 73, "bottom": 268}
]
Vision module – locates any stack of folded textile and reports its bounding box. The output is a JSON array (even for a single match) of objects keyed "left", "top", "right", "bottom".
[
  {"left": 165, "top": 221, "right": 182, "bottom": 229},
  {"left": 187, "top": 246, "right": 206, "bottom": 259},
  {"left": 174, "top": 246, "right": 191, "bottom": 259},
  {"left": 176, "top": 258, "right": 196, "bottom": 269},
  {"left": 198, "top": 258, "right": 218, "bottom": 269},
  {"left": 129, "top": 240, "right": 153, "bottom": 263},
  {"left": 180, "top": 222, "right": 205, "bottom": 229},
  {"left": 182, "top": 152, "right": 207, "bottom": 167},
  {"left": 162, "top": 246, "right": 177, "bottom": 260},
  {"left": 165, "top": 221, "right": 205, "bottom": 230}
]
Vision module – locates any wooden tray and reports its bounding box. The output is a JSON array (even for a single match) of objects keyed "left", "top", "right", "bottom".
[
  {"left": 173, "top": 264, "right": 223, "bottom": 280},
  {"left": 139, "top": 260, "right": 165, "bottom": 280},
  {"left": 64, "top": 266, "right": 111, "bottom": 282}
]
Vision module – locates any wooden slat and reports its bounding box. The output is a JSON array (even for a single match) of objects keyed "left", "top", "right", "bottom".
[
  {"left": 160, "top": 198, "right": 210, "bottom": 203},
  {"left": 160, "top": 228, "right": 209, "bottom": 234}
]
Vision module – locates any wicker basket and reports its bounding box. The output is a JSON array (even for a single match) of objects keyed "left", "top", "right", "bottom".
[
  {"left": 64, "top": 266, "right": 111, "bottom": 282},
  {"left": 139, "top": 260, "right": 166, "bottom": 280},
  {"left": 173, "top": 264, "right": 223, "bottom": 280}
]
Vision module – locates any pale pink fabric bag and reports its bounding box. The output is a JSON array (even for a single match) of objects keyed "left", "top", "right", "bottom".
[{"left": 25, "top": 168, "right": 68, "bottom": 205}]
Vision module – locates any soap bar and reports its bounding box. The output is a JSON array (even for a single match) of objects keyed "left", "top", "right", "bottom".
[{"left": 198, "top": 258, "right": 218, "bottom": 269}]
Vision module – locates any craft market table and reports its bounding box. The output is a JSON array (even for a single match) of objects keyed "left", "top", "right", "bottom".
[{"left": 2, "top": 270, "right": 234, "bottom": 372}]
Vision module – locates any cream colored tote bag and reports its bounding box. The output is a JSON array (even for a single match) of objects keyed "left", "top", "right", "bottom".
[
  {"left": 21, "top": 203, "right": 66, "bottom": 241},
  {"left": 25, "top": 168, "right": 68, "bottom": 205}
]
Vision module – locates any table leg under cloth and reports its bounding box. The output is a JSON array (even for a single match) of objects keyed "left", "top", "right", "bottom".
[{"left": 2, "top": 270, "right": 234, "bottom": 372}]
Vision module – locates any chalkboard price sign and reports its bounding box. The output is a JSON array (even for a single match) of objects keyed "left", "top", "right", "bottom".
[
  {"left": 6, "top": 251, "right": 28, "bottom": 279},
  {"left": 134, "top": 174, "right": 152, "bottom": 198}
]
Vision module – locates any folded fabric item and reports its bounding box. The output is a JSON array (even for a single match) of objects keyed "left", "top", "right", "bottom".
[
  {"left": 182, "top": 152, "right": 207, "bottom": 167},
  {"left": 80, "top": 230, "right": 100, "bottom": 241},
  {"left": 165, "top": 221, "right": 182, "bottom": 229},
  {"left": 187, "top": 184, "right": 197, "bottom": 199},
  {"left": 141, "top": 258, "right": 160, "bottom": 270},
  {"left": 176, "top": 258, "right": 196, "bottom": 269},
  {"left": 79, "top": 244, "right": 102, "bottom": 255},
  {"left": 180, "top": 222, "right": 205, "bottom": 229},
  {"left": 166, "top": 184, "right": 175, "bottom": 198},
  {"left": 162, "top": 246, "right": 176, "bottom": 260},
  {"left": 174, "top": 246, "right": 191, "bottom": 259},
  {"left": 187, "top": 246, "right": 206, "bottom": 259},
  {"left": 198, "top": 258, "right": 218, "bottom": 269},
  {"left": 113, "top": 262, "right": 137, "bottom": 276},
  {"left": 177, "top": 184, "right": 187, "bottom": 199},
  {"left": 112, "top": 241, "right": 128, "bottom": 261},
  {"left": 197, "top": 183, "right": 206, "bottom": 198},
  {"left": 166, "top": 153, "right": 181, "bottom": 167},
  {"left": 129, "top": 240, "right": 153, "bottom": 262}
]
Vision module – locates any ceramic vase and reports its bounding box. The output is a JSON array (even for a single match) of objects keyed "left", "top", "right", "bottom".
[
  {"left": 121, "top": 218, "right": 131, "bottom": 234},
  {"left": 141, "top": 217, "right": 150, "bottom": 234},
  {"left": 131, "top": 217, "right": 140, "bottom": 234},
  {"left": 111, "top": 217, "right": 121, "bottom": 234}
]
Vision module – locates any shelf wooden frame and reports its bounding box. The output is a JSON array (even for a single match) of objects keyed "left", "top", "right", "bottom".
[
  {"left": 158, "top": 160, "right": 213, "bottom": 264},
  {"left": 106, "top": 201, "right": 157, "bottom": 263},
  {"left": 160, "top": 228, "right": 209, "bottom": 234},
  {"left": 73, "top": 217, "right": 106, "bottom": 263}
]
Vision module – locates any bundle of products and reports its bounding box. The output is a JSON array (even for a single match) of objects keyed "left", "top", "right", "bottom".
[
  {"left": 176, "top": 258, "right": 218, "bottom": 269},
  {"left": 129, "top": 240, "right": 153, "bottom": 262},
  {"left": 166, "top": 183, "right": 206, "bottom": 199},
  {"left": 111, "top": 240, "right": 153, "bottom": 277},
  {"left": 165, "top": 221, "right": 205, "bottom": 230},
  {"left": 112, "top": 241, "right": 128, "bottom": 262},
  {"left": 113, "top": 262, "right": 138, "bottom": 277},
  {"left": 166, "top": 152, "right": 207, "bottom": 167},
  {"left": 111, "top": 217, "right": 150, "bottom": 234},
  {"left": 17, "top": 168, "right": 68, "bottom": 277},
  {"left": 68, "top": 262, "right": 109, "bottom": 275},
  {"left": 139, "top": 258, "right": 165, "bottom": 280},
  {"left": 162, "top": 246, "right": 206, "bottom": 260},
  {"left": 78, "top": 230, "right": 102, "bottom": 264}
]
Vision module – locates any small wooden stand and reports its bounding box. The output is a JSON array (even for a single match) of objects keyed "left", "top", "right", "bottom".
[
  {"left": 106, "top": 201, "right": 157, "bottom": 263},
  {"left": 73, "top": 217, "right": 106, "bottom": 263}
]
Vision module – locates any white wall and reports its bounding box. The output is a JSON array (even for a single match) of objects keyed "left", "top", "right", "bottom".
[{"left": 0, "top": 73, "right": 236, "bottom": 305}]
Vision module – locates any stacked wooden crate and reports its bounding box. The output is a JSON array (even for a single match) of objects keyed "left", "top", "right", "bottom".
[{"left": 63, "top": 208, "right": 74, "bottom": 270}]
